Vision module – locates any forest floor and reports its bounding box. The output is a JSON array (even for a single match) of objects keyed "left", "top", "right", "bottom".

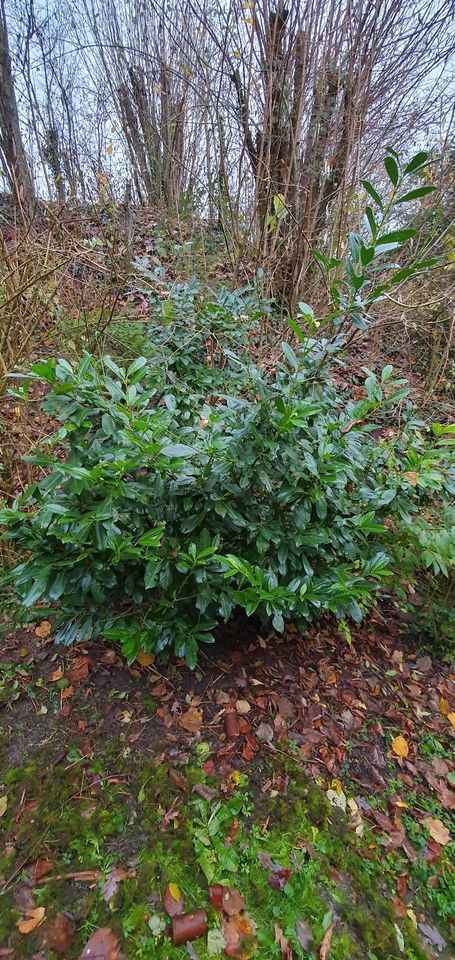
[{"left": 0, "top": 612, "right": 453, "bottom": 960}]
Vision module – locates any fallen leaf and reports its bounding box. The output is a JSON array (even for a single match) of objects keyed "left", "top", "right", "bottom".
[
  {"left": 29, "top": 858, "right": 52, "bottom": 881},
  {"left": 439, "top": 697, "right": 449, "bottom": 715},
  {"left": 50, "top": 668, "right": 64, "bottom": 682},
  {"left": 169, "top": 768, "right": 188, "bottom": 791},
  {"left": 222, "top": 887, "right": 246, "bottom": 916},
  {"left": 192, "top": 782, "right": 217, "bottom": 803},
  {"left": 42, "top": 912, "right": 75, "bottom": 954},
  {"left": 392, "top": 735, "right": 409, "bottom": 758},
  {"left": 277, "top": 696, "right": 295, "bottom": 719},
  {"left": 163, "top": 882, "right": 184, "bottom": 917},
  {"left": 275, "top": 924, "right": 293, "bottom": 958},
  {"left": 209, "top": 885, "right": 225, "bottom": 911},
  {"left": 78, "top": 927, "right": 122, "bottom": 959},
  {"left": 257, "top": 722, "right": 274, "bottom": 742},
  {"left": 224, "top": 913, "right": 256, "bottom": 954},
  {"left": 35, "top": 620, "right": 52, "bottom": 638},
  {"left": 319, "top": 923, "right": 334, "bottom": 959},
  {"left": 418, "top": 923, "right": 446, "bottom": 952},
  {"left": 0, "top": 795, "right": 7, "bottom": 817},
  {"left": 207, "top": 927, "right": 226, "bottom": 956},
  {"left": 179, "top": 707, "right": 203, "bottom": 733},
  {"left": 224, "top": 709, "right": 239, "bottom": 738},
  {"left": 102, "top": 865, "right": 134, "bottom": 903},
  {"left": 148, "top": 914, "right": 167, "bottom": 936},
  {"left": 295, "top": 919, "right": 314, "bottom": 952},
  {"left": 16, "top": 907, "right": 46, "bottom": 934},
  {"left": 136, "top": 651, "right": 155, "bottom": 666},
  {"left": 13, "top": 885, "right": 36, "bottom": 912},
  {"left": 422, "top": 817, "right": 451, "bottom": 846},
  {"left": 68, "top": 655, "right": 90, "bottom": 683},
  {"left": 447, "top": 712, "right": 455, "bottom": 728},
  {"left": 236, "top": 699, "right": 251, "bottom": 714}
]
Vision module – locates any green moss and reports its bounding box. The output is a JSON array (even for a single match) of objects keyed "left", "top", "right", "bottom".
[{"left": 0, "top": 744, "right": 441, "bottom": 960}]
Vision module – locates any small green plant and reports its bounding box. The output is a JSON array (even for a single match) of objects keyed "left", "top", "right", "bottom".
[
  {"left": 0, "top": 342, "right": 453, "bottom": 665},
  {"left": 289, "top": 149, "right": 441, "bottom": 344}
]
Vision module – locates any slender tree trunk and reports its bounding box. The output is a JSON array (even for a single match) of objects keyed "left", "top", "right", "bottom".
[{"left": 0, "top": 0, "right": 35, "bottom": 215}]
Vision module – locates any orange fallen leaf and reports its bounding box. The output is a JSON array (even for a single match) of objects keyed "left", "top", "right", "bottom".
[
  {"left": 50, "top": 668, "right": 64, "bottom": 682},
  {"left": 35, "top": 620, "right": 51, "bottom": 639},
  {"left": 178, "top": 707, "right": 203, "bottom": 733},
  {"left": 16, "top": 907, "right": 46, "bottom": 933},
  {"left": 136, "top": 651, "right": 155, "bottom": 667},
  {"left": 422, "top": 817, "right": 451, "bottom": 846},
  {"left": 61, "top": 685, "right": 74, "bottom": 700},
  {"left": 392, "top": 735, "right": 408, "bottom": 758},
  {"left": 319, "top": 923, "right": 334, "bottom": 959}
]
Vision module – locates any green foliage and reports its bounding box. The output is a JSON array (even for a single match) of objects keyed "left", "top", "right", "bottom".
[
  {"left": 293, "top": 149, "right": 440, "bottom": 341},
  {"left": 393, "top": 502, "right": 455, "bottom": 646},
  {"left": 1, "top": 330, "right": 453, "bottom": 664}
]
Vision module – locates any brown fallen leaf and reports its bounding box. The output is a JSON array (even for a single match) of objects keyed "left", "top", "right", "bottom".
[
  {"left": 179, "top": 707, "right": 203, "bottom": 733},
  {"left": 41, "top": 912, "right": 75, "bottom": 954},
  {"left": 277, "top": 696, "right": 295, "bottom": 719},
  {"left": 78, "top": 927, "right": 122, "bottom": 959},
  {"left": 224, "top": 708, "right": 240, "bottom": 738},
  {"left": 295, "top": 919, "right": 314, "bottom": 953},
  {"left": 35, "top": 620, "right": 52, "bottom": 638},
  {"left": 159, "top": 796, "right": 182, "bottom": 832},
  {"left": 224, "top": 912, "right": 256, "bottom": 956},
  {"left": 169, "top": 768, "right": 188, "bottom": 791},
  {"left": 0, "top": 795, "right": 7, "bottom": 817},
  {"left": 13, "top": 885, "right": 36, "bottom": 913},
  {"left": 392, "top": 735, "right": 409, "bottom": 758},
  {"left": 50, "top": 668, "right": 64, "bottom": 682},
  {"left": 422, "top": 816, "right": 451, "bottom": 846},
  {"left": 68, "top": 655, "right": 90, "bottom": 683},
  {"left": 274, "top": 924, "right": 293, "bottom": 958},
  {"left": 222, "top": 887, "right": 246, "bottom": 916},
  {"left": 102, "top": 865, "right": 135, "bottom": 903},
  {"left": 257, "top": 722, "right": 274, "bottom": 742},
  {"left": 319, "top": 923, "right": 334, "bottom": 960},
  {"left": 163, "top": 882, "right": 184, "bottom": 917},
  {"left": 16, "top": 907, "right": 46, "bottom": 934},
  {"left": 192, "top": 782, "right": 217, "bottom": 803},
  {"left": 209, "top": 883, "right": 225, "bottom": 910},
  {"left": 29, "top": 857, "right": 53, "bottom": 882}
]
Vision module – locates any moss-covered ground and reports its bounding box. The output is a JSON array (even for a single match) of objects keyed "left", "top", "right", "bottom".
[{"left": 0, "top": 622, "right": 453, "bottom": 958}]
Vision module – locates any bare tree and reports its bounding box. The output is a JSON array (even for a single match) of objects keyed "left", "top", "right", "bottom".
[{"left": 0, "top": 0, "right": 34, "bottom": 214}]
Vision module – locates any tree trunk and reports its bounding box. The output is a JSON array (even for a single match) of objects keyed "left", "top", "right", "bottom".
[{"left": 0, "top": 0, "right": 35, "bottom": 216}]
